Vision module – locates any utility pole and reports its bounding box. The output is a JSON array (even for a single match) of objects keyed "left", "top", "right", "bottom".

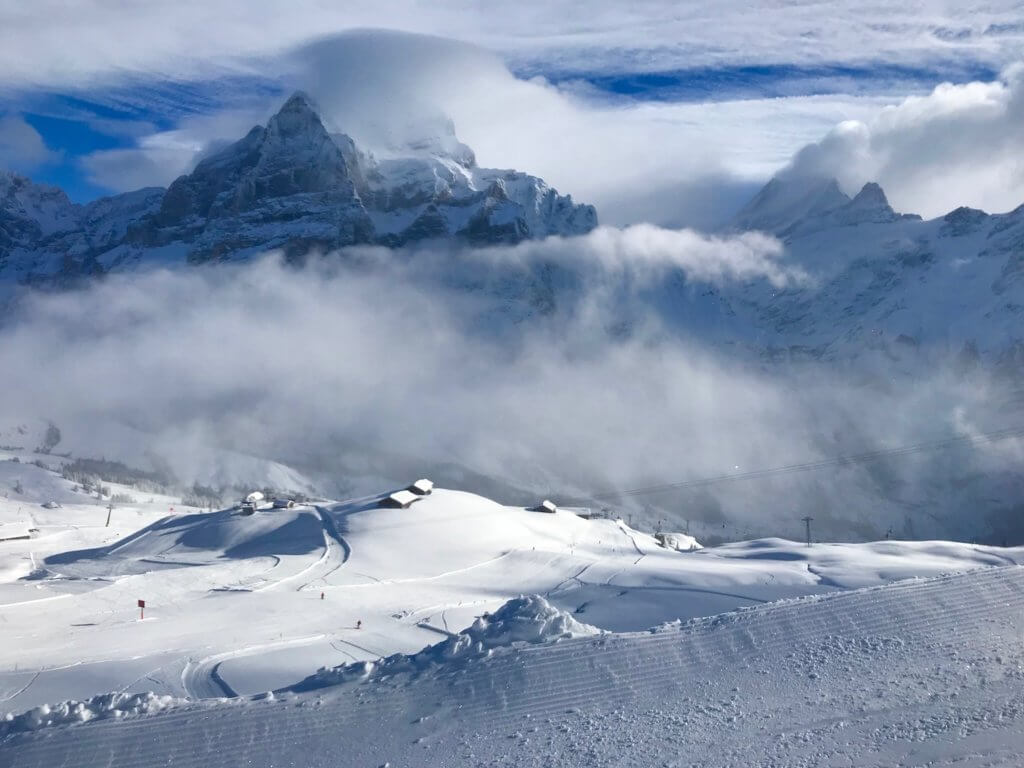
[
  {"left": 105, "top": 503, "right": 114, "bottom": 527},
  {"left": 801, "top": 516, "right": 813, "bottom": 547}
]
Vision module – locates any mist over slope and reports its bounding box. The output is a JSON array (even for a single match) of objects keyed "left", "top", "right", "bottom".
[
  {"left": 2, "top": 233, "right": 1021, "bottom": 544},
  {"left": 3, "top": 68, "right": 1024, "bottom": 544}
]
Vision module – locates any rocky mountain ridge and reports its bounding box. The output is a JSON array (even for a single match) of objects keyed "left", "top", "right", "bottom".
[
  {"left": 5, "top": 104, "right": 1024, "bottom": 373},
  {"left": 0, "top": 92, "right": 597, "bottom": 286}
]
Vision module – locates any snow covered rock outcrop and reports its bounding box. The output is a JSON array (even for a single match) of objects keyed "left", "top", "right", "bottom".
[
  {"left": 294, "top": 595, "right": 601, "bottom": 690},
  {"left": 0, "top": 92, "right": 596, "bottom": 285}
]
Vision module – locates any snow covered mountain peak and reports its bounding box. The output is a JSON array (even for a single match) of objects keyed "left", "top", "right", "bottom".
[
  {"left": 731, "top": 174, "right": 850, "bottom": 236},
  {"left": 851, "top": 181, "right": 887, "bottom": 206},
  {"left": 719, "top": 170, "right": 1024, "bottom": 368},
  {"left": 263, "top": 91, "right": 347, "bottom": 157},
  {"left": 0, "top": 93, "right": 597, "bottom": 282},
  {"left": 168, "top": 94, "right": 597, "bottom": 250},
  {"left": 731, "top": 175, "right": 918, "bottom": 237},
  {"left": 832, "top": 181, "right": 902, "bottom": 226},
  {"left": 275, "top": 89, "right": 321, "bottom": 119}
]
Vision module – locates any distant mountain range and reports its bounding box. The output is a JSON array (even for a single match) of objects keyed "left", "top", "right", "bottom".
[
  {"left": 0, "top": 92, "right": 597, "bottom": 288},
  {"left": 4, "top": 91, "right": 1024, "bottom": 370},
  {"left": 713, "top": 173, "right": 1024, "bottom": 366}
]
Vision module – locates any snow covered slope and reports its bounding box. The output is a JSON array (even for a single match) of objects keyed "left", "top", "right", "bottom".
[
  {"left": 2, "top": 459, "right": 1022, "bottom": 718},
  {"left": 4, "top": 446, "right": 1024, "bottom": 766},
  {"left": 0, "top": 93, "right": 596, "bottom": 288},
  {"left": 4, "top": 565, "right": 1023, "bottom": 766}
]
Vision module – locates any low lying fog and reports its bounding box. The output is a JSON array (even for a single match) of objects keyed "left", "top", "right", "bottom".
[{"left": 2, "top": 227, "right": 1020, "bottom": 543}]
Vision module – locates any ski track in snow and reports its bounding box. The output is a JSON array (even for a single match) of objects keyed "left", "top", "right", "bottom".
[
  {"left": 253, "top": 506, "right": 350, "bottom": 593},
  {"left": 181, "top": 636, "right": 328, "bottom": 700},
  {"left": 0, "top": 673, "right": 39, "bottom": 705},
  {"left": 5, "top": 565, "right": 1024, "bottom": 766}
]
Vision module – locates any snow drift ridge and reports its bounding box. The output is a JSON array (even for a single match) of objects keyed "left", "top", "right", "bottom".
[{"left": 295, "top": 595, "right": 601, "bottom": 689}]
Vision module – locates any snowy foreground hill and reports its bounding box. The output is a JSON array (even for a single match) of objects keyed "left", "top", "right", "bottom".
[{"left": 2, "top": 452, "right": 1024, "bottom": 765}]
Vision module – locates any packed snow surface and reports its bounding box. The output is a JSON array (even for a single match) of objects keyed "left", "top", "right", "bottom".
[
  {"left": 3, "top": 450, "right": 1024, "bottom": 764},
  {"left": 4, "top": 566, "right": 1024, "bottom": 766}
]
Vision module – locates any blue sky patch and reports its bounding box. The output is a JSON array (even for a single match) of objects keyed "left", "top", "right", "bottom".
[
  {"left": 4, "top": 76, "right": 281, "bottom": 202},
  {"left": 0, "top": 60, "right": 1002, "bottom": 202},
  {"left": 532, "top": 61, "right": 1001, "bottom": 102}
]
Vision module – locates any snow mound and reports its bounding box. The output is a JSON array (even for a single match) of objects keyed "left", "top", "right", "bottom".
[
  {"left": 655, "top": 532, "right": 703, "bottom": 552},
  {"left": 456, "top": 594, "right": 601, "bottom": 648},
  {"left": 1, "top": 691, "right": 180, "bottom": 736},
  {"left": 299, "top": 595, "right": 601, "bottom": 689}
]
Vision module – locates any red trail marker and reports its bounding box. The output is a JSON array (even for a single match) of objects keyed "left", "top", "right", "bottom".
[{"left": 137, "top": 599, "right": 145, "bottom": 620}]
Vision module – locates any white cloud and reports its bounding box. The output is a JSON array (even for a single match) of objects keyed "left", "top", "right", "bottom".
[
  {"left": 290, "top": 32, "right": 893, "bottom": 227},
  {"left": 489, "top": 225, "right": 807, "bottom": 289},
  {"left": 79, "top": 106, "right": 274, "bottom": 192},
  {"left": 4, "top": 3, "right": 1022, "bottom": 225},
  {"left": 0, "top": 114, "right": 59, "bottom": 172},
  {"left": 0, "top": 2, "right": 1021, "bottom": 90},
  {"left": 785, "top": 64, "right": 1024, "bottom": 216},
  {"left": 79, "top": 146, "right": 194, "bottom": 193}
]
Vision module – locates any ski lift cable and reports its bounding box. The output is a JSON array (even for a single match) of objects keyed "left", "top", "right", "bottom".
[{"left": 592, "top": 424, "right": 1024, "bottom": 501}]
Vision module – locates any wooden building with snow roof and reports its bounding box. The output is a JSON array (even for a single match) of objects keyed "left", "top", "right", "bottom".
[
  {"left": 407, "top": 478, "right": 434, "bottom": 496},
  {"left": 382, "top": 489, "right": 421, "bottom": 509}
]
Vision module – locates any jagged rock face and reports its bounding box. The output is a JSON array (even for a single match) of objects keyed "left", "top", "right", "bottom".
[
  {"left": 0, "top": 92, "right": 598, "bottom": 279},
  {"left": 157, "top": 98, "right": 359, "bottom": 222},
  {"left": 148, "top": 94, "right": 373, "bottom": 262}
]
